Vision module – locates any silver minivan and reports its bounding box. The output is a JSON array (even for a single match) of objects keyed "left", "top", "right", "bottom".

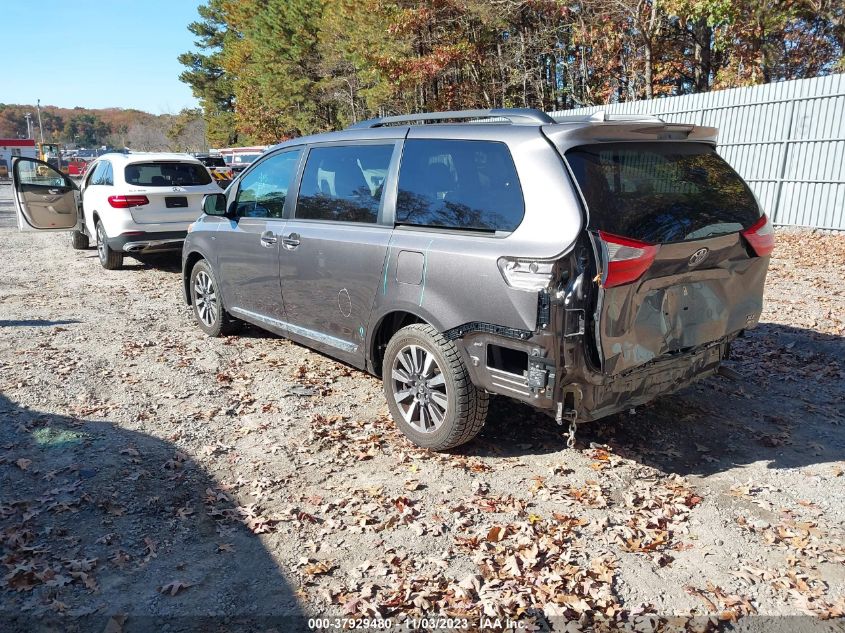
[
  {"left": 9, "top": 110, "right": 773, "bottom": 451},
  {"left": 177, "top": 109, "right": 773, "bottom": 450}
]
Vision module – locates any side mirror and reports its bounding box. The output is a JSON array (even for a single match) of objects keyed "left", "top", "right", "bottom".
[{"left": 202, "top": 193, "right": 228, "bottom": 217}]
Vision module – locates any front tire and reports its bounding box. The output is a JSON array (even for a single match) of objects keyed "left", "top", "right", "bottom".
[
  {"left": 96, "top": 221, "right": 123, "bottom": 269},
  {"left": 383, "top": 324, "right": 489, "bottom": 451},
  {"left": 189, "top": 259, "right": 238, "bottom": 337}
]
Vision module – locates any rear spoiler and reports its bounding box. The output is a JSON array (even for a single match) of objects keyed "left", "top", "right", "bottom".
[{"left": 543, "top": 120, "right": 718, "bottom": 146}]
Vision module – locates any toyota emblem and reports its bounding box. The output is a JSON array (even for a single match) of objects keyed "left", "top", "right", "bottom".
[{"left": 688, "top": 248, "right": 709, "bottom": 268}]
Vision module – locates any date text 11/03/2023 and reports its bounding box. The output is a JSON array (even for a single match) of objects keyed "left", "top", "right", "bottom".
[{"left": 307, "top": 617, "right": 529, "bottom": 630}]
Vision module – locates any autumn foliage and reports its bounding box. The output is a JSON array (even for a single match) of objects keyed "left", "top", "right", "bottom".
[{"left": 179, "top": 0, "right": 844, "bottom": 144}]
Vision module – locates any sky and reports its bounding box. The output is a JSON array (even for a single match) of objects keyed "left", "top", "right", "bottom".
[{"left": 0, "top": 1, "right": 203, "bottom": 114}]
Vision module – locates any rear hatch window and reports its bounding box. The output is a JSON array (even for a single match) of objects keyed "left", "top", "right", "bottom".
[
  {"left": 565, "top": 142, "right": 760, "bottom": 243},
  {"left": 125, "top": 162, "right": 212, "bottom": 187}
]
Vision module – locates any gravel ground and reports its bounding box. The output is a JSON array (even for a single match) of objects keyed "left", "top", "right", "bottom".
[{"left": 0, "top": 183, "right": 843, "bottom": 632}]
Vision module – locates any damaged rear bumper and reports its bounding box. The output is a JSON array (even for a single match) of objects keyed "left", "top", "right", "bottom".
[{"left": 565, "top": 339, "right": 728, "bottom": 422}]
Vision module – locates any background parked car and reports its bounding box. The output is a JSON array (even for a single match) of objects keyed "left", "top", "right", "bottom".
[{"left": 11, "top": 152, "right": 221, "bottom": 270}]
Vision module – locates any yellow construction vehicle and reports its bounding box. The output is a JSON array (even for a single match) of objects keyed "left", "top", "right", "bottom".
[{"left": 37, "top": 143, "right": 68, "bottom": 175}]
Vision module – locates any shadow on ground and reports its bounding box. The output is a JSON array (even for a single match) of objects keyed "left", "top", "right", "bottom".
[
  {"left": 0, "top": 392, "right": 304, "bottom": 632},
  {"left": 466, "top": 322, "right": 845, "bottom": 477},
  {"left": 0, "top": 320, "right": 81, "bottom": 328},
  {"left": 77, "top": 251, "right": 183, "bottom": 274}
]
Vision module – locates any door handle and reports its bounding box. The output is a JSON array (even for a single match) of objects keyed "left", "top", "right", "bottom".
[
  {"left": 47, "top": 188, "right": 62, "bottom": 195},
  {"left": 260, "top": 230, "right": 278, "bottom": 247},
  {"left": 282, "top": 232, "right": 301, "bottom": 249}
]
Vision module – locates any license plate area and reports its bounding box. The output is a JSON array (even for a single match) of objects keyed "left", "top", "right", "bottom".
[{"left": 165, "top": 196, "right": 188, "bottom": 208}]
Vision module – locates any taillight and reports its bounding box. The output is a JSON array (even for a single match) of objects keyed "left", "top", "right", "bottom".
[
  {"left": 108, "top": 195, "right": 149, "bottom": 208},
  {"left": 598, "top": 231, "right": 659, "bottom": 288},
  {"left": 497, "top": 257, "right": 555, "bottom": 290},
  {"left": 741, "top": 214, "right": 775, "bottom": 257}
]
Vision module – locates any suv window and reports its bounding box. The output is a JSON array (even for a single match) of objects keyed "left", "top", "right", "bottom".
[
  {"left": 234, "top": 149, "right": 302, "bottom": 219},
  {"left": 296, "top": 144, "right": 394, "bottom": 224},
  {"left": 86, "top": 161, "right": 105, "bottom": 186},
  {"left": 565, "top": 142, "right": 761, "bottom": 243},
  {"left": 396, "top": 139, "right": 525, "bottom": 232},
  {"left": 125, "top": 162, "right": 212, "bottom": 187},
  {"left": 98, "top": 161, "right": 113, "bottom": 186}
]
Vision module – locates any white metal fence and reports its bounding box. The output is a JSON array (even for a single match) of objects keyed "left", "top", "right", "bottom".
[{"left": 549, "top": 74, "right": 845, "bottom": 231}]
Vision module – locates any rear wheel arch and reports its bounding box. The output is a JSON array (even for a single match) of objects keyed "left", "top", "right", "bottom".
[
  {"left": 370, "top": 310, "right": 429, "bottom": 377},
  {"left": 183, "top": 251, "right": 206, "bottom": 305}
]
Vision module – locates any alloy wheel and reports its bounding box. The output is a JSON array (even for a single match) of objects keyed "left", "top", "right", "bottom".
[
  {"left": 391, "top": 344, "right": 448, "bottom": 433},
  {"left": 194, "top": 270, "right": 218, "bottom": 327},
  {"left": 96, "top": 224, "right": 107, "bottom": 262}
]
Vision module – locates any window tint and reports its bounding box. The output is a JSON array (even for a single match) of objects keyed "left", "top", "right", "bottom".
[
  {"left": 124, "top": 162, "right": 212, "bottom": 187},
  {"left": 234, "top": 149, "right": 302, "bottom": 219},
  {"left": 296, "top": 144, "right": 394, "bottom": 223},
  {"left": 396, "top": 139, "right": 524, "bottom": 232},
  {"left": 565, "top": 143, "right": 761, "bottom": 243}
]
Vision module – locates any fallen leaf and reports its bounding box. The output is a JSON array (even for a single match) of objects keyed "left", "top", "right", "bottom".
[
  {"left": 158, "top": 580, "right": 193, "bottom": 596},
  {"left": 303, "top": 560, "right": 336, "bottom": 576},
  {"left": 486, "top": 525, "right": 506, "bottom": 542}
]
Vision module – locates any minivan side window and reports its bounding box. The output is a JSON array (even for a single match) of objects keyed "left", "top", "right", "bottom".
[
  {"left": 234, "top": 149, "right": 302, "bottom": 219},
  {"left": 396, "top": 139, "right": 525, "bottom": 232},
  {"left": 296, "top": 144, "right": 394, "bottom": 224}
]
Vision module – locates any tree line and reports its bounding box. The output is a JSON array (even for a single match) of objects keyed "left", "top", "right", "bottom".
[
  {"left": 0, "top": 104, "right": 208, "bottom": 153},
  {"left": 179, "top": 0, "right": 844, "bottom": 146}
]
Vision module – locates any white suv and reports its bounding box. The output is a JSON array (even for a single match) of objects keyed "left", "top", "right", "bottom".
[{"left": 14, "top": 152, "right": 221, "bottom": 269}]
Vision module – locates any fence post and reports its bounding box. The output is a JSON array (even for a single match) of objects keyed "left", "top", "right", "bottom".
[{"left": 772, "top": 100, "right": 796, "bottom": 225}]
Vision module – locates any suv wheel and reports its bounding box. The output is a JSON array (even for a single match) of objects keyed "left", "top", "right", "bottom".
[
  {"left": 96, "top": 221, "right": 123, "bottom": 269},
  {"left": 71, "top": 230, "right": 89, "bottom": 250},
  {"left": 383, "top": 324, "right": 488, "bottom": 451},
  {"left": 189, "top": 259, "right": 238, "bottom": 337}
]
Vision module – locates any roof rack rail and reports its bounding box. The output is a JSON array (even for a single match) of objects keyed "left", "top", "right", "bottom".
[
  {"left": 348, "top": 108, "right": 556, "bottom": 129},
  {"left": 553, "top": 111, "right": 665, "bottom": 124}
]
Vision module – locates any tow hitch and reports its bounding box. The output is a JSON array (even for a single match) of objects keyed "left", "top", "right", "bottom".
[{"left": 555, "top": 386, "right": 582, "bottom": 449}]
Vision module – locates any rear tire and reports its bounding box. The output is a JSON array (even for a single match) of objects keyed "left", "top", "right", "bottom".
[
  {"left": 189, "top": 259, "right": 239, "bottom": 337},
  {"left": 71, "top": 230, "right": 89, "bottom": 250},
  {"left": 96, "top": 221, "right": 123, "bottom": 270},
  {"left": 383, "top": 323, "right": 488, "bottom": 451}
]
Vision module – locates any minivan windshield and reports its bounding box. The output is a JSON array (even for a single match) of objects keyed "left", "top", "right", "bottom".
[
  {"left": 565, "top": 143, "right": 760, "bottom": 243},
  {"left": 125, "top": 162, "right": 212, "bottom": 187}
]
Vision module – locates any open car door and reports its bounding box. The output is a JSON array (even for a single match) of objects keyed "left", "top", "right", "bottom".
[{"left": 12, "top": 157, "right": 80, "bottom": 232}]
